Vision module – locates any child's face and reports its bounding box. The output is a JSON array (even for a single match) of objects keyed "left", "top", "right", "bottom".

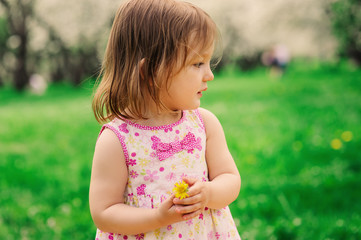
[{"left": 160, "top": 44, "right": 214, "bottom": 111}]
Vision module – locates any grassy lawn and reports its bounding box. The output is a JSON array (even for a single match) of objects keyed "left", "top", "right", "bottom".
[{"left": 0, "top": 61, "right": 360, "bottom": 239}]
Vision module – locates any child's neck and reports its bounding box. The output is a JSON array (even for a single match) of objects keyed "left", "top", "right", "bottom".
[{"left": 135, "top": 110, "right": 182, "bottom": 127}]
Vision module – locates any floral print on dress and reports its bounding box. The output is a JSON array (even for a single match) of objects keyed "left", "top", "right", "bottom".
[
  {"left": 144, "top": 170, "right": 159, "bottom": 182},
  {"left": 119, "top": 123, "right": 129, "bottom": 133},
  {"left": 95, "top": 109, "right": 241, "bottom": 240},
  {"left": 130, "top": 170, "right": 139, "bottom": 179},
  {"left": 136, "top": 184, "right": 146, "bottom": 196},
  {"left": 126, "top": 159, "right": 137, "bottom": 166}
]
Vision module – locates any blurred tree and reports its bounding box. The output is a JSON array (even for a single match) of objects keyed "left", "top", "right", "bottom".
[
  {"left": 207, "top": 0, "right": 335, "bottom": 72},
  {"left": 36, "top": 21, "right": 70, "bottom": 83},
  {"left": 0, "top": 17, "right": 10, "bottom": 86},
  {"left": 68, "top": 41, "right": 100, "bottom": 85},
  {"left": 0, "top": 0, "right": 104, "bottom": 90},
  {"left": 329, "top": 0, "right": 361, "bottom": 65},
  {"left": 0, "top": 0, "right": 35, "bottom": 91},
  {"left": 212, "top": 13, "right": 263, "bottom": 72},
  {"left": 32, "top": 0, "right": 116, "bottom": 86},
  {"left": 34, "top": 17, "right": 99, "bottom": 85}
]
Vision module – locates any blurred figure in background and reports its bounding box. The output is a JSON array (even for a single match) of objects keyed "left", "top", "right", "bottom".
[
  {"left": 29, "top": 74, "right": 47, "bottom": 95},
  {"left": 262, "top": 43, "right": 290, "bottom": 78}
]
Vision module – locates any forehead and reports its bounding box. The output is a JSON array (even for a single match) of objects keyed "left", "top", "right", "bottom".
[{"left": 187, "top": 42, "right": 215, "bottom": 61}]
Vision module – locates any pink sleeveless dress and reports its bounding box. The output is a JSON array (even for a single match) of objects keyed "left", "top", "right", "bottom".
[{"left": 95, "top": 109, "right": 240, "bottom": 240}]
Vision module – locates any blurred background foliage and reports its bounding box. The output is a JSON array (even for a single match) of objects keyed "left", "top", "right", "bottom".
[
  {"left": 329, "top": 0, "right": 361, "bottom": 64},
  {"left": 0, "top": 0, "right": 360, "bottom": 90},
  {"left": 1, "top": 0, "right": 361, "bottom": 239}
]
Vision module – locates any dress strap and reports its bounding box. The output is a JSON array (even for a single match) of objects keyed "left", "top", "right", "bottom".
[
  {"left": 194, "top": 109, "right": 206, "bottom": 131},
  {"left": 98, "top": 120, "right": 130, "bottom": 165}
]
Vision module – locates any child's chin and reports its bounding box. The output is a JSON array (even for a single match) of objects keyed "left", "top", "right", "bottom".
[
  {"left": 178, "top": 101, "right": 201, "bottom": 111},
  {"left": 186, "top": 105, "right": 200, "bottom": 110}
]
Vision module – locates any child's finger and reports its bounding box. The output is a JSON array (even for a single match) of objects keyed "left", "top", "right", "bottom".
[
  {"left": 173, "top": 194, "right": 201, "bottom": 205},
  {"left": 163, "top": 194, "right": 175, "bottom": 209},
  {"left": 182, "top": 209, "right": 203, "bottom": 220},
  {"left": 186, "top": 182, "right": 203, "bottom": 196},
  {"left": 182, "top": 177, "right": 197, "bottom": 187},
  {"left": 175, "top": 202, "right": 202, "bottom": 214}
]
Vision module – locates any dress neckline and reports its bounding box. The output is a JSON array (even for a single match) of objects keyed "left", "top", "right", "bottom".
[{"left": 121, "top": 110, "right": 186, "bottom": 130}]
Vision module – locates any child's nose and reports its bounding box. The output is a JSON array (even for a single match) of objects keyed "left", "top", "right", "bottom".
[{"left": 204, "top": 66, "right": 214, "bottom": 82}]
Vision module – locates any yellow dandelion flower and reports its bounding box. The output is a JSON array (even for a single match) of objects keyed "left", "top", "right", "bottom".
[
  {"left": 173, "top": 180, "right": 189, "bottom": 200},
  {"left": 331, "top": 139, "right": 342, "bottom": 150},
  {"left": 341, "top": 131, "right": 353, "bottom": 142}
]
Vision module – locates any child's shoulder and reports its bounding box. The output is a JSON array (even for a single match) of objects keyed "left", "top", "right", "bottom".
[
  {"left": 198, "top": 107, "right": 219, "bottom": 122},
  {"left": 197, "top": 107, "right": 223, "bottom": 133}
]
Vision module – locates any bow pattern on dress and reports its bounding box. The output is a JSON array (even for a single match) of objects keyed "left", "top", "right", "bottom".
[{"left": 151, "top": 132, "right": 202, "bottom": 161}]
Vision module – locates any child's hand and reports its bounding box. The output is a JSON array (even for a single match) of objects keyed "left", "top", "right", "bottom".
[
  {"left": 156, "top": 194, "right": 186, "bottom": 226},
  {"left": 172, "top": 177, "right": 210, "bottom": 220}
]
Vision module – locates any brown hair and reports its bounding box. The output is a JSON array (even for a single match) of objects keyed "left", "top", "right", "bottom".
[{"left": 92, "top": 0, "right": 220, "bottom": 123}]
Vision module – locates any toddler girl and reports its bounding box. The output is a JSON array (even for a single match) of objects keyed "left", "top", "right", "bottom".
[{"left": 89, "top": 0, "right": 241, "bottom": 239}]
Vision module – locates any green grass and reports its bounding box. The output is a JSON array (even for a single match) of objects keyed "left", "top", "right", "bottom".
[{"left": 1, "top": 61, "right": 361, "bottom": 239}]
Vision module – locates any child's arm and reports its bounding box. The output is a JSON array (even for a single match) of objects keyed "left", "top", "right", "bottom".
[
  {"left": 89, "top": 128, "right": 184, "bottom": 235},
  {"left": 173, "top": 108, "right": 241, "bottom": 217},
  {"left": 200, "top": 107, "right": 241, "bottom": 208}
]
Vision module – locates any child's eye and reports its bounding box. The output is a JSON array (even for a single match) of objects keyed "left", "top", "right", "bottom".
[{"left": 194, "top": 62, "right": 204, "bottom": 68}]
